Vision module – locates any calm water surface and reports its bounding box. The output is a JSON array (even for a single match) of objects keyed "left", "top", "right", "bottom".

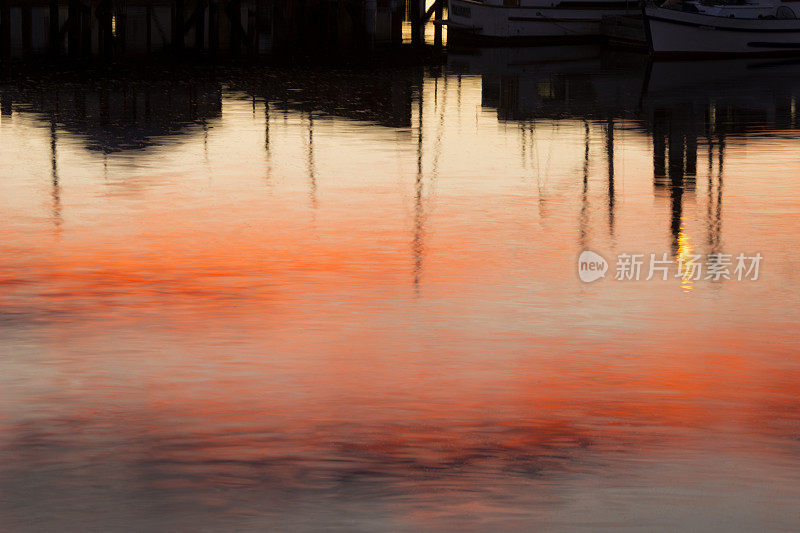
[{"left": 1, "top": 49, "right": 800, "bottom": 531}]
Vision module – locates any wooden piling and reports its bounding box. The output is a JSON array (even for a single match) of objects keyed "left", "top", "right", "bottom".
[
  {"left": 0, "top": 0, "right": 414, "bottom": 60},
  {"left": 146, "top": 3, "right": 152, "bottom": 53},
  {"left": 195, "top": 0, "right": 206, "bottom": 51},
  {"left": 433, "top": 0, "right": 442, "bottom": 49},
  {"left": 208, "top": 0, "right": 219, "bottom": 53},
  {"left": 173, "top": 0, "right": 185, "bottom": 50},
  {"left": 69, "top": 0, "right": 80, "bottom": 57},
  {"left": 409, "top": 0, "right": 423, "bottom": 46},
  {"left": 50, "top": 0, "right": 61, "bottom": 55},
  {"left": 1, "top": 0, "right": 11, "bottom": 59},
  {"left": 21, "top": 4, "right": 32, "bottom": 55},
  {"left": 82, "top": 0, "right": 91, "bottom": 55}
]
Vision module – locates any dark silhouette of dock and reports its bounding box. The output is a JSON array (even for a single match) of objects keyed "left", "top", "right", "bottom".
[{"left": 0, "top": 0, "right": 444, "bottom": 60}]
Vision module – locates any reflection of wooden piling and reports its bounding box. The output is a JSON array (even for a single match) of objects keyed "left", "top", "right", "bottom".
[
  {"left": 606, "top": 119, "right": 615, "bottom": 236},
  {"left": 0, "top": 92, "right": 11, "bottom": 115},
  {"left": 653, "top": 110, "right": 667, "bottom": 185},
  {"left": 685, "top": 134, "right": 697, "bottom": 178}
]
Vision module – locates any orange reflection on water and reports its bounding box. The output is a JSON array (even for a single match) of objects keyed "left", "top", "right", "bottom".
[{"left": 1, "top": 59, "right": 800, "bottom": 530}]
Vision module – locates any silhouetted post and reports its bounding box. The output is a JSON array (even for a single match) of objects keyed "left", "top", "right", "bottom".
[
  {"left": 410, "top": 0, "right": 423, "bottom": 46},
  {"left": 1, "top": 0, "right": 11, "bottom": 59},
  {"left": 391, "top": 0, "right": 403, "bottom": 46},
  {"left": 116, "top": 0, "right": 125, "bottom": 56},
  {"left": 173, "top": 0, "right": 185, "bottom": 51},
  {"left": 81, "top": 0, "right": 91, "bottom": 55},
  {"left": 328, "top": 0, "right": 337, "bottom": 47},
  {"left": 50, "top": 0, "right": 61, "bottom": 56},
  {"left": 364, "top": 0, "right": 376, "bottom": 46},
  {"left": 434, "top": 0, "right": 443, "bottom": 49},
  {"left": 21, "top": 4, "right": 32, "bottom": 55},
  {"left": 146, "top": 3, "right": 152, "bottom": 53},
  {"left": 228, "top": 0, "right": 241, "bottom": 54},
  {"left": 258, "top": 0, "right": 272, "bottom": 53},
  {"left": 69, "top": 0, "right": 80, "bottom": 57},
  {"left": 100, "top": 0, "right": 115, "bottom": 58},
  {"left": 196, "top": 0, "right": 206, "bottom": 51},
  {"left": 208, "top": 0, "right": 219, "bottom": 53}
]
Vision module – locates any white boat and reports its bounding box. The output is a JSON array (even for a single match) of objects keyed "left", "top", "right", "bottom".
[
  {"left": 644, "top": 1, "right": 800, "bottom": 56},
  {"left": 447, "top": 0, "right": 642, "bottom": 40}
]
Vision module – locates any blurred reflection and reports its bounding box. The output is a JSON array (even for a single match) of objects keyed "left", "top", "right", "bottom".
[
  {"left": 0, "top": 71, "right": 222, "bottom": 152},
  {"left": 225, "top": 64, "right": 420, "bottom": 129},
  {"left": 646, "top": 104, "right": 699, "bottom": 255},
  {"left": 49, "top": 112, "right": 62, "bottom": 233},
  {"left": 449, "top": 46, "right": 647, "bottom": 122},
  {"left": 642, "top": 59, "right": 800, "bottom": 255},
  {"left": 456, "top": 48, "right": 800, "bottom": 257},
  {"left": 2, "top": 53, "right": 800, "bottom": 531}
]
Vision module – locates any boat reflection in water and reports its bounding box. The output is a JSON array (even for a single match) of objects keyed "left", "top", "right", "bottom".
[{"left": 1, "top": 51, "right": 800, "bottom": 531}]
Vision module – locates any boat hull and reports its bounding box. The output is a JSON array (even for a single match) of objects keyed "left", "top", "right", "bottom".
[
  {"left": 448, "top": 0, "right": 640, "bottom": 40},
  {"left": 644, "top": 6, "right": 800, "bottom": 56}
]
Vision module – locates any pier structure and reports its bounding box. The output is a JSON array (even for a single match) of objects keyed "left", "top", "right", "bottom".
[{"left": 0, "top": 0, "right": 432, "bottom": 59}]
